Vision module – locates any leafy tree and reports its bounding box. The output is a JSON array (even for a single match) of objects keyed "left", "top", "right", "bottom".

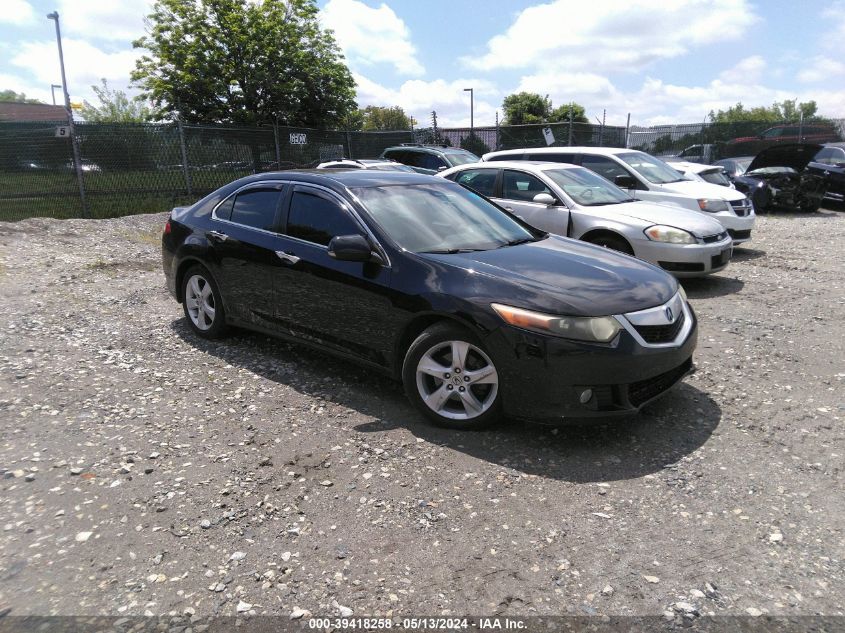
[
  {"left": 79, "top": 79, "right": 152, "bottom": 123},
  {"left": 359, "top": 106, "right": 413, "bottom": 131},
  {"left": 131, "top": 0, "right": 356, "bottom": 127},
  {"left": 709, "top": 100, "right": 819, "bottom": 123},
  {"left": 0, "top": 90, "right": 44, "bottom": 104},
  {"left": 459, "top": 133, "right": 490, "bottom": 156},
  {"left": 502, "top": 92, "right": 551, "bottom": 125},
  {"left": 549, "top": 102, "right": 588, "bottom": 124}
]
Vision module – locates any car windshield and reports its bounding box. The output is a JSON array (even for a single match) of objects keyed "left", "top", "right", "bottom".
[
  {"left": 542, "top": 167, "right": 634, "bottom": 206},
  {"left": 733, "top": 159, "right": 752, "bottom": 175},
  {"left": 354, "top": 183, "right": 537, "bottom": 253},
  {"left": 446, "top": 152, "right": 480, "bottom": 166},
  {"left": 617, "top": 152, "right": 686, "bottom": 184}
]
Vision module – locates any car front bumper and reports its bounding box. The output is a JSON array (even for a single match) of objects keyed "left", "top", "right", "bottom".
[
  {"left": 711, "top": 208, "right": 756, "bottom": 244},
  {"left": 483, "top": 304, "right": 698, "bottom": 422},
  {"left": 634, "top": 236, "right": 733, "bottom": 277}
]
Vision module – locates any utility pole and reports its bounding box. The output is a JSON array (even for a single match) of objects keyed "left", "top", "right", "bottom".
[
  {"left": 47, "top": 11, "right": 88, "bottom": 217},
  {"left": 463, "top": 87, "right": 474, "bottom": 142}
]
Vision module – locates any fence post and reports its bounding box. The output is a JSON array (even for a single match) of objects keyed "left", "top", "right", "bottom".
[
  {"left": 568, "top": 108, "right": 574, "bottom": 145},
  {"left": 177, "top": 118, "right": 192, "bottom": 196},
  {"left": 273, "top": 122, "right": 282, "bottom": 166},
  {"left": 346, "top": 131, "right": 353, "bottom": 159},
  {"left": 68, "top": 114, "right": 88, "bottom": 218},
  {"left": 625, "top": 113, "right": 631, "bottom": 148},
  {"left": 495, "top": 111, "right": 500, "bottom": 150}
]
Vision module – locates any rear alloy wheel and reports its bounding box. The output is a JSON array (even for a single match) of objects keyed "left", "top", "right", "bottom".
[
  {"left": 588, "top": 234, "right": 634, "bottom": 256},
  {"left": 182, "top": 266, "right": 227, "bottom": 338},
  {"left": 403, "top": 323, "right": 501, "bottom": 429}
]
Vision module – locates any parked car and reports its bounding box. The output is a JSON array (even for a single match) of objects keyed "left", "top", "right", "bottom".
[
  {"left": 440, "top": 161, "right": 732, "bottom": 277},
  {"left": 725, "top": 124, "right": 840, "bottom": 157},
  {"left": 380, "top": 144, "right": 480, "bottom": 175},
  {"left": 314, "top": 158, "right": 415, "bottom": 172},
  {"left": 664, "top": 144, "right": 721, "bottom": 164},
  {"left": 708, "top": 156, "right": 772, "bottom": 210},
  {"left": 483, "top": 147, "right": 756, "bottom": 244},
  {"left": 733, "top": 144, "right": 828, "bottom": 213},
  {"left": 810, "top": 142, "right": 845, "bottom": 205},
  {"left": 665, "top": 160, "right": 735, "bottom": 188},
  {"left": 162, "top": 170, "right": 697, "bottom": 429}
]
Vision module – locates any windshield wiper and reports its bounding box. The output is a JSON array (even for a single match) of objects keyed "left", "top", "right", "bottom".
[
  {"left": 497, "top": 237, "right": 536, "bottom": 248},
  {"left": 420, "top": 247, "right": 488, "bottom": 254}
]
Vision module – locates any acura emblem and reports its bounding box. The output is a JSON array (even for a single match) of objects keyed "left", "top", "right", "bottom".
[{"left": 665, "top": 306, "right": 674, "bottom": 322}]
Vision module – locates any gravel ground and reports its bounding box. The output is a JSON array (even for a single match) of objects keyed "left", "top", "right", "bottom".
[{"left": 0, "top": 207, "right": 843, "bottom": 623}]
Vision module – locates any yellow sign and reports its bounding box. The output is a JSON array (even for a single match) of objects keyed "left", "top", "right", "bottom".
[{"left": 70, "top": 102, "right": 83, "bottom": 110}]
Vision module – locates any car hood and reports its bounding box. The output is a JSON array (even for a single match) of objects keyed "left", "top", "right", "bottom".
[
  {"left": 602, "top": 201, "right": 726, "bottom": 237},
  {"left": 420, "top": 236, "right": 677, "bottom": 317},
  {"left": 748, "top": 143, "right": 824, "bottom": 172},
  {"left": 658, "top": 179, "right": 746, "bottom": 201}
]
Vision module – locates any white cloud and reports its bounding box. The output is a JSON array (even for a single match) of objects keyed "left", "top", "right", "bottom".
[
  {"left": 516, "top": 72, "right": 617, "bottom": 103},
  {"left": 354, "top": 73, "right": 498, "bottom": 127},
  {"left": 718, "top": 55, "right": 766, "bottom": 84},
  {"left": 55, "top": 0, "right": 153, "bottom": 42},
  {"left": 463, "top": 0, "right": 758, "bottom": 73},
  {"left": 0, "top": 73, "right": 53, "bottom": 104},
  {"left": 10, "top": 39, "right": 142, "bottom": 103},
  {"left": 797, "top": 56, "right": 845, "bottom": 84},
  {"left": 321, "top": 0, "right": 424, "bottom": 76},
  {"left": 0, "top": 0, "right": 35, "bottom": 25}
]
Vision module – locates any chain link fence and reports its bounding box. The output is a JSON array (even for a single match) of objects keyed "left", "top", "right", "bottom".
[{"left": 1, "top": 117, "right": 843, "bottom": 221}]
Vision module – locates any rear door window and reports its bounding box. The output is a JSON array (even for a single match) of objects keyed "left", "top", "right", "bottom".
[
  {"left": 406, "top": 152, "right": 447, "bottom": 171},
  {"left": 453, "top": 168, "right": 499, "bottom": 196}
]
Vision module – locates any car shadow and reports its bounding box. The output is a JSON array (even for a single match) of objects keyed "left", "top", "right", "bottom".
[
  {"left": 680, "top": 275, "right": 745, "bottom": 299},
  {"left": 172, "top": 319, "right": 721, "bottom": 484},
  {"left": 730, "top": 246, "right": 766, "bottom": 262}
]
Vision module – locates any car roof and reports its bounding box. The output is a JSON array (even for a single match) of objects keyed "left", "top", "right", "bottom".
[
  {"left": 384, "top": 145, "right": 474, "bottom": 155},
  {"left": 450, "top": 160, "right": 580, "bottom": 172},
  {"left": 484, "top": 146, "right": 639, "bottom": 159},
  {"left": 243, "top": 169, "right": 439, "bottom": 189}
]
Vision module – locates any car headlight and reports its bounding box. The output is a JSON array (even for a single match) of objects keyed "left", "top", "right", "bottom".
[
  {"left": 697, "top": 198, "right": 730, "bottom": 212},
  {"left": 644, "top": 225, "right": 697, "bottom": 244},
  {"left": 491, "top": 303, "right": 621, "bottom": 343}
]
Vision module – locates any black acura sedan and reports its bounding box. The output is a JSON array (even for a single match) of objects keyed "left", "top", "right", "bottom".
[{"left": 162, "top": 170, "right": 697, "bottom": 429}]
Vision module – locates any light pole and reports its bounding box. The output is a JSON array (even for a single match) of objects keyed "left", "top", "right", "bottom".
[
  {"left": 463, "top": 87, "right": 474, "bottom": 142},
  {"left": 50, "top": 84, "right": 62, "bottom": 105},
  {"left": 47, "top": 10, "right": 88, "bottom": 217}
]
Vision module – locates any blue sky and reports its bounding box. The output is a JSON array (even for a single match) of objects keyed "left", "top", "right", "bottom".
[{"left": 2, "top": 0, "right": 843, "bottom": 127}]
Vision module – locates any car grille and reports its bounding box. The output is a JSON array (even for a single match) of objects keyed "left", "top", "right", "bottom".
[
  {"left": 730, "top": 199, "right": 754, "bottom": 216},
  {"left": 632, "top": 312, "right": 685, "bottom": 344},
  {"left": 728, "top": 229, "right": 752, "bottom": 240},
  {"left": 628, "top": 357, "right": 693, "bottom": 407},
  {"left": 702, "top": 231, "right": 729, "bottom": 244}
]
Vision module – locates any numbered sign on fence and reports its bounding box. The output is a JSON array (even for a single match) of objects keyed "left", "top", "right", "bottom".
[
  {"left": 542, "top": 127, "right": 555, "bottom": 146},
  {"left": 55, "top": 126, "right": 70, "bottom": 138},
  {"left": 289, "top": 133, "right": 307, "bottom": 145}
]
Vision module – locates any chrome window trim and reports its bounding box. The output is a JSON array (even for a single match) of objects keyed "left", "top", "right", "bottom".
[{"left": 614, "top": 292, "right": 692, "bottom": 349}]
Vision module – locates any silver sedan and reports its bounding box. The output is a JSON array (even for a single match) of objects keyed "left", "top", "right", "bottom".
[{"left": 439, "top": 161, "right": 733, "bottom": 277}]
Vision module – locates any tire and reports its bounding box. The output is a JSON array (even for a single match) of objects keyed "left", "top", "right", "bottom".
[
  {"left": 181, "top": 265, "right": 228, "bottom": 339},
  {"left": 402, "top": 322, "right": 502, "bottom": 430},
  {"left": 587, "top": 233, "right": 634, "bottom": 256},
  {"left": 799, "top": 198, "right": 821, "bottom": 213}
]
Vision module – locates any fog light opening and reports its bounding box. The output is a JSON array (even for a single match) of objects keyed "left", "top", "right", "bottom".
[{"left": 579, "top": 389, "right": 593, "bottom": 405}]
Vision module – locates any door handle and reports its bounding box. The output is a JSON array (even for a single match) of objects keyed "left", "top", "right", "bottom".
[
  {"left": 206, "top": 230, "right": 228, "bottom": 242},
  {"left": 275, "top": 250, "right": 300, "bottom": 264},
  {"left": 504, "top": 206, "right": 513, "bottom": 211}
]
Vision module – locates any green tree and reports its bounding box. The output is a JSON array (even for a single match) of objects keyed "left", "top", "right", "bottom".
[
  {"left": 549, "top": 102, "right": 588, "bottom": 123},
  {"left": 459, "top": 133, "right": 490, "bottom": 156},
  {"left": 709, "top": 100, "right": 819, "bottom": 123},
  {"left": 359, "top": 105, "right": 413, "bottom": 131},
  {"left": 502, "top": 92, "right": 551, "bottom": 125},
  {"left": 0, "top": 90, "right": 44, "bottom": 104},
  {"left": 79, "top": 79, "right": 153, "bottom": 122},
  {"left": 131, "top": 0, "right": 356, "bottom": 127}
]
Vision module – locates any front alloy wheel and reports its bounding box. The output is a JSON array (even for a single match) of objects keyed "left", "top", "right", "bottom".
[{"left": 403, "top": 323, "right": 501, "bottom": 429}]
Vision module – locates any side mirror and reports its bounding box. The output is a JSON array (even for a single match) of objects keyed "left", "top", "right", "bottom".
[
  {"left": 614, "top": 174, "right": 637, "bottom": 189},
  {"left": 532, "top": 192, "right": 557, "bottom": 205},
  {"left": 437, "top": 165, "right": 449, "bottom": 172},
  {"left": 328, "top": 234, "right": 378, "bottom": 263}
]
